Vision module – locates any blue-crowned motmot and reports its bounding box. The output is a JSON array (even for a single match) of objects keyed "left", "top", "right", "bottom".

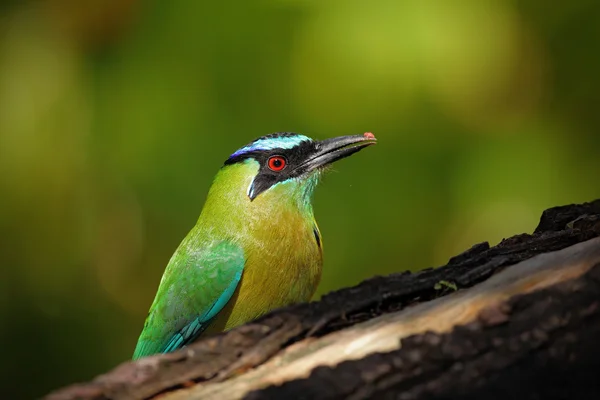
[{"left": 133, "top": 132, "right": 376, "bottom": 359}]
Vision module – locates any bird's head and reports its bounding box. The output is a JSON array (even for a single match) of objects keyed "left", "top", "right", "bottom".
[{"left": 222, "top": 132, "right": 377, "bottom": 202}]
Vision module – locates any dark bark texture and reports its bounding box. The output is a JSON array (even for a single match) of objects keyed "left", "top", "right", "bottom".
[
  {"left": 45, "top": 199, "right": 600, "bottom": 400},
  {"left": 247, "top": 263, "right": 600, "bottom": 400}
]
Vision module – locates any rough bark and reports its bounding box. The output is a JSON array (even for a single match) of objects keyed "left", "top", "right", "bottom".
[{"left": 45, "top": 199, "right": 600, "bottom": 400}]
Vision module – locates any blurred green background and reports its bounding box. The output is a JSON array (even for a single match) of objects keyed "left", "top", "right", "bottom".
[{"left": 1, "top": 0, "right": 599, "bottom": 398}]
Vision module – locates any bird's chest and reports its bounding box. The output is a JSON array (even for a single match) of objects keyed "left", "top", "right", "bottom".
[
  {"left": 206, "top": 199, "right": 324, "bottom": 332},
  {"left": 245, "top": 214, "right": 322, "bottom": 304},
  {"left": 222, "top": 209, "right": 319, "bottom": 319}
]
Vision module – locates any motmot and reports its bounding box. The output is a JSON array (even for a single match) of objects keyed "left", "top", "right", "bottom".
[{"left": 133, "top": 132, "right": 376, "bottom": 359}]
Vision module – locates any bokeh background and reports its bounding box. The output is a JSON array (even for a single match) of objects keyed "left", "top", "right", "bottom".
[{"left": 1, "top": 0, "right": 599, "bottom": 398}]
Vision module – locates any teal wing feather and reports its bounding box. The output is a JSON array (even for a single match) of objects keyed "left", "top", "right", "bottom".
[{"left": 133, "top": 240, "right": 245, "bottom": 359}]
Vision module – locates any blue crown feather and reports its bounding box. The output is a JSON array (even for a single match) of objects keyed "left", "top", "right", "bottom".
[{"left": 229, "top": 133, "right": 312, "bottom": 159}]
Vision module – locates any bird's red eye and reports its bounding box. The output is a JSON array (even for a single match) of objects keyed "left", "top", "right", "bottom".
[{"left": 267, "top": 156, "right": 286, "bottom": 171}]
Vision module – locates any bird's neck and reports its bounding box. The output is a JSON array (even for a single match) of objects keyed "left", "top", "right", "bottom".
[{"left": 197, "top": 160, "right": 319, "bottom": 238}]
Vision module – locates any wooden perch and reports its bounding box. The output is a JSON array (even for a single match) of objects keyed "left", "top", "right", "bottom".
[{"left": 46, "top": 200, "right": 600, "bottom": 400}]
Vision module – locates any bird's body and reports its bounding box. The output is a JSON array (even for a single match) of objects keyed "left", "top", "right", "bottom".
[{"left": 133, "top": 133, "right": 375, "bottom": 359}]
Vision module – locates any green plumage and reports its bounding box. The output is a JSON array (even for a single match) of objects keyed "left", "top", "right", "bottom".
[
  {"left": 133, "top": 133, "right": 375, "bottom": 359},
  {"left": 134, "top": 241, "right": 244, "bottom": 357}
]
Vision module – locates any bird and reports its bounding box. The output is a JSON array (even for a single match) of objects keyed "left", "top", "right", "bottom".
[{"left": 132, "top": 132, "right": 377, "bottom": 359}]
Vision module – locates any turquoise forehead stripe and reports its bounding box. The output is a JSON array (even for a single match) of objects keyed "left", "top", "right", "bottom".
[{"left": 230, "top": 135, "right": 312, "bottom": 158}]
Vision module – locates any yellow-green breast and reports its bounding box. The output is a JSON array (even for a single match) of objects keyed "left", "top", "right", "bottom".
[{"left": 197, "top": 159, "right": 323, "bottom": 334}]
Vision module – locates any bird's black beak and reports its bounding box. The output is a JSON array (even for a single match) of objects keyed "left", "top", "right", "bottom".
[{"left": 301, "top": 133, "right": 377, "bottom": 173}]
